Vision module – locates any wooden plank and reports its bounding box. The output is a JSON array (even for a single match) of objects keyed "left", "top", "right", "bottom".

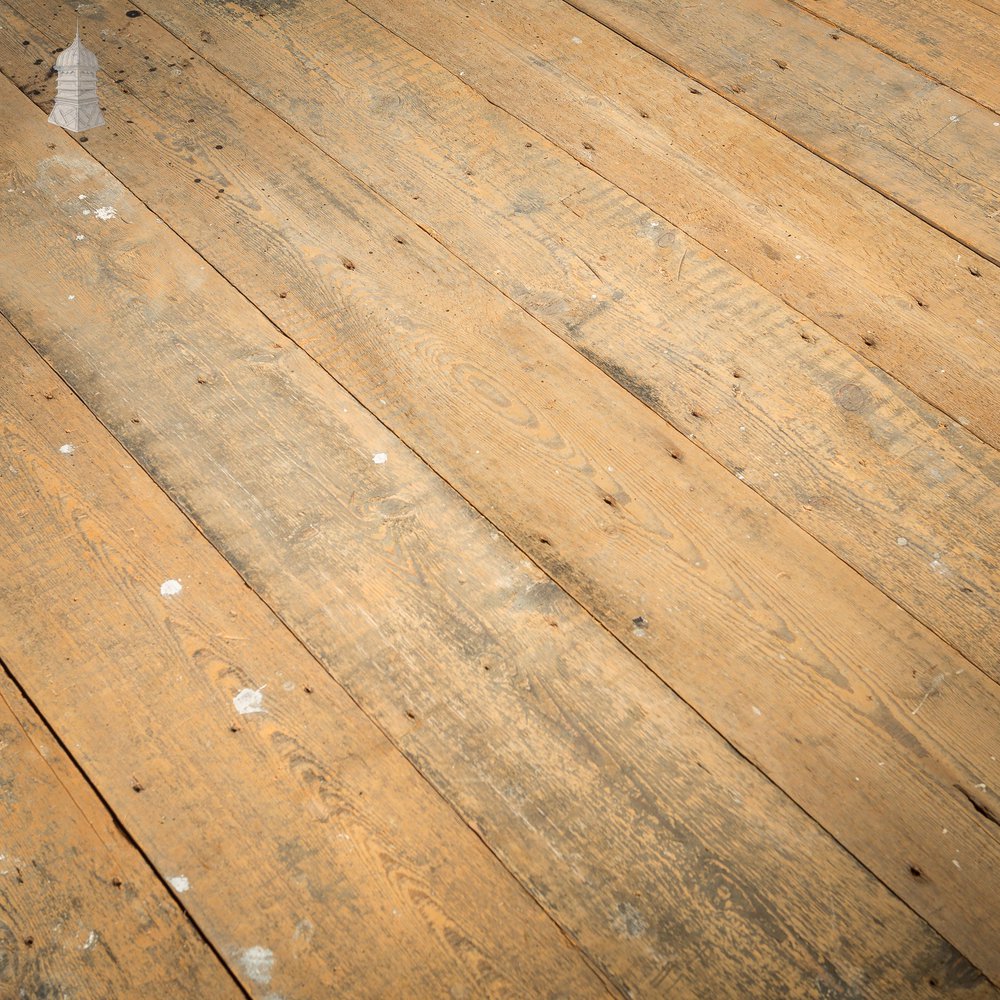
[
  {"left": 1, "top": 57, "right": 999, "bottom": 993},
  {"left": 0, "top": 85, "right": 996, "bottom": 999},
  {"left": 790, "top": 0, "right": 1000, "bottom": 114},
  {"left": 338, "top": 0, "right": 1000, "bottom": 453},
  {"left": 563, "top": 0, "right": 1000, "bottom": 267},
  {"left": 5, "top": 2, "right": 997, "bottom": 676},
  {"left": 0, "top": 316, "right": 610, "bottom": 998},
  {"left": 0, "top": 667, "right": 241, "bottom": 999}
]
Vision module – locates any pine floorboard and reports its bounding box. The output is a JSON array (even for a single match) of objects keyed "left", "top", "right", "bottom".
[{"left": 0, "top": 0, "right": 998, "bottom": 996}]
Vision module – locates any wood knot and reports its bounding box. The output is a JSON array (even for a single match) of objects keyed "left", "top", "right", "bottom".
[{"left": 834, "top": 383, "right": 869, "bottom": 413}]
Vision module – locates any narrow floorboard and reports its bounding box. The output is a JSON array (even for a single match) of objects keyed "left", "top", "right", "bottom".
[
  {"left": 568, "top": 0, "right": 1000, "bottom": 265},
  {"left": 789, "top": 0, "right": 1000, "bottom": 112},
  {"left": 0, "top": 668, "right": 240, "bottom": 999}
]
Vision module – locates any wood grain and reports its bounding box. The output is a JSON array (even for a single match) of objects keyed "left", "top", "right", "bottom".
[
  {"left": 0, "top": 313, "right": 610, "bottom": 998},
  {"left": 565, "top": 0, "right": 1000, "bottom": 267},
  {"left": 0, "top": 667, "right": 240, "bottom": 999},
  {"left": 341, "top": 0, "right": 1000, "bottom": 452},
  {"left": 5, "top": 0, "right": 996, "bottom": 671},
  {"left": 1, "top": 49, "right": 999, "bottom": 991},
  {"left": 1, "top": 83, "right": 997, "bottom": 996},
  {"left": 790, "top": 0, "right": 1000, "bottom": 113}
]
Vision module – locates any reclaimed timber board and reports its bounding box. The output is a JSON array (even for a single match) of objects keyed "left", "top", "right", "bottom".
[
  {"left": 1, "top": 83, "right": 997, "bottom": 997},
  {"left": 4, "top": 0, "right": 998, "bottom": 671}
]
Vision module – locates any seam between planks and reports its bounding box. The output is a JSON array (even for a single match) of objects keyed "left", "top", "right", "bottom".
[
  {"left": 780, "top": 0, "right": 1000, "bottom": 116},
  {"left": 560, "top": 0, "right": 1000, "bottom": 271},
  {"left": 0, "top": 290, "right": 623, "bottom": 1000},
  {"left": 1, "top": 88, "right": 995, "bottom": 986},
  {"left": 0, "top": 653, "right": 254, "bottom": 1000}
]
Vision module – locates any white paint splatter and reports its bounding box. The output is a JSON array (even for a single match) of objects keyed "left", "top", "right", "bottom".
[
  {"left": 160, "top": 579, "right": 182, "bottom": 597},
  {"left": 59, "top": 443, "right": 75, "bottom": 455},
  {"left": 571, "top": 35, "right": 582, "bottom": 44},
  {"left": 75, "top": 234, "right": 85, "bottom": 241},
  {"left": 237, "top": 946, "right": 275, "bottom": 985},
  {"left": 82, "top": 209, "right": 91, "bottom": 215},
  {"left": 78, "top": 194, "right": 87, "bottom": 200},
  {"left": 233, "top": 686, "right": 266, "bottom": 715},
  {"left": 94, "top": 205, "right": 117, "bottom": 221},
  {"left": 168, "top": 875, "right": 190, "bottom": 893},
  {"left": 372, "top": 452, "right": 387, "bottom": 464},
  {"left": 752, "top": 706, "right": 762, "bottom": 716},
  {"left": 896, "top": 536, "right": 908, "bottom": 546},
  {"left": 67, "top": 295, "right": 75, "bottom": 301}
]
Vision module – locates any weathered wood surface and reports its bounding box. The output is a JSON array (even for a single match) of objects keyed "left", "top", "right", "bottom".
[
  {"left": 5, "top": 0, "right": 998, "bottom": 675},
  {"left": 790, "top": 0, "right": 1000, "bottom": 113},
  {"left": 5, "top": 36, "right": 1000, "bottom": 990},
  {"left": 565, "top": 0, "right": 1000, "bottom": 267},
  {"left": 0, "top": 666, "right": 240, "bottom": 999},
  {"left": 343, "top": 0, "right": 1000, "bottom": 451},
  {"left": 1, "top": 83, "right": 996, "bottom": 996},
  {"left": 0, "top": 313, "right": 610, "bottom": 998}
]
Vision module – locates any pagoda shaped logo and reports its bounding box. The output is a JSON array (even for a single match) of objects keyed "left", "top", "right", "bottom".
[{"left": 48, "top": 27, "right": 105, "bottom": 132}]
